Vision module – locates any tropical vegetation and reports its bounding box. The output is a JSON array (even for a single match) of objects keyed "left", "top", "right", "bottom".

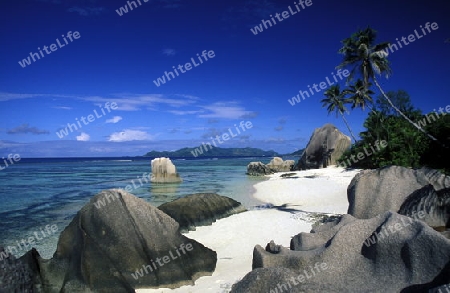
[{"left": 322, "top": 27, "right": 449, "bottom": 174}]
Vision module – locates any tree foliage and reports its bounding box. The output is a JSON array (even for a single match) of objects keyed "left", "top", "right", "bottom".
[
  {"left": 337, "top": 27, "right": 441, "bottom": 144},
  {"left": 338, "top": 91, "right": 450, "bottom": 174}
]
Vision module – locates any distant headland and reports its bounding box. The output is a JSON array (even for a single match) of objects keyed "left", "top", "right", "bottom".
[{"left": 143, "top": 146, "right": 304, "bottom": 158}]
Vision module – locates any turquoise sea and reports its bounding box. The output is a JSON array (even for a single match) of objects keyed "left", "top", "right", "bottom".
[{"left": 0, "top": 156, "right": 284, "bottom": 259}]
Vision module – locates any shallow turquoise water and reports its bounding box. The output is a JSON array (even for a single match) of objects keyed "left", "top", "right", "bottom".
[{"left": 0, "top": 157, "right": 277, "bottom": 258}]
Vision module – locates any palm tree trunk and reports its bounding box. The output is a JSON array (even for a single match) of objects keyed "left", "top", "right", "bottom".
[
  {"left": 339, "top": 111, "right": 358, "bottom": 142},
  {"left": 372, "top": 76, "right": 444, "bottom": 146}
]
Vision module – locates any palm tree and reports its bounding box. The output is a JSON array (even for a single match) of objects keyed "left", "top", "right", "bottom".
[
  {"left": 321, "top": 84, "right": 358, "bottom": 142},
  {"left": 337, "top": 27, "right": 441, "bottom": 144},
  {"left": 343, "top": 79, "right": 375, "bottom": 111}
]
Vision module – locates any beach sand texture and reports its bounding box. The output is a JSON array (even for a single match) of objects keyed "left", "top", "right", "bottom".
[{"left": 137, "top": 166, "right": 361, "bottom": 293}]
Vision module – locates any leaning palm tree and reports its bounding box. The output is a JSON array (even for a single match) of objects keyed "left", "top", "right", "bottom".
[
  {"left": 337, "top": 27, "right": 441, "bottom": 144},
  {"left": 343, "top": 79, "right": 375, "bottom": 111},
  {"left": 321, "top": 84, "right": 358, "bottom": 142}
]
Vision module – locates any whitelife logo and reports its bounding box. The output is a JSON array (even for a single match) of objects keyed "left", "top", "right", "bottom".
[
  {"left": 0, "top": 154, "right": 21, "bottom": 171},
  {"left": 131, "top": 243, "right": 193, "bottom": 280},
  {"left": 18, "top": 31, "right": 81, "bottom": 68},
  {"left": 190, "top": 121, "right": 253, "bottom": 157},
  {"left": 382, "top": 22, "right": 439, "bottom": 56},
  {"left": 250, "top": 0, "right": 313, "bottom": 35},
  {"left": 56, "top": 102, "right": 118, "bottom": 139},
  {"left": 288, "top": 69, "right": 349, "bottom": 106},
  {"left": 116, "top": 0, "right": 149, "bottom": 16},
  {"left": 153, "top": 50, "right": 215, "bottom": 87},
  {"left": 0, "top": 224, "right": 59, "bottom": 261}
]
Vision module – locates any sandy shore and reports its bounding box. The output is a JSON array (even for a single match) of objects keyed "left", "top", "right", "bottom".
[{"left": 136, "top": 166, "right": 361, "bottom": 293}]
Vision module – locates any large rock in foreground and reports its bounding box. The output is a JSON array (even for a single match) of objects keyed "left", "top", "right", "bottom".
[
  {"left": 231, "top": 212, "right": 450, "bottom": 292},
  {"left": 294, "top": 123, "right": 351, "bottom": 170},
  {"left": 37, "top": 189, "right": 216, "bottom": 292},
  {"left": 151, "top": 157, "right": 182, "bottom": 183},
  {"left": 158, "top": 193, "right": 246, "bottom": 232},
  {"left": 348, "top": 166, "right": 450, "bottom": 219}
]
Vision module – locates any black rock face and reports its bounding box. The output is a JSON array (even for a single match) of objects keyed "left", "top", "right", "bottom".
[
  {"left": 399, "top": 185, "right": 450, "bottom": 229},
  {"left": 0, "top": 247, "right": 34, "bottom": 293}
]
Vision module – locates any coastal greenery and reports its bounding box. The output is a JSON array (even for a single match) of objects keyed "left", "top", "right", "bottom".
[
  {"left": 338, "top": 91, "right": 450, "bottom": 173},
  {"left": 336, "top": 27, "right": 440, "bottom": 143},
  {"left": 321, "top": 84, "right": 358, "bottom": 142},
  {"left": 324, "top": 27, "right": 449, "bottom": 174},
  {"left": 144, "top": 146, "right": 280, "bottom": 158}
]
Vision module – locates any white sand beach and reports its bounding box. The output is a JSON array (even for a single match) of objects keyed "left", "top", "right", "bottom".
[{"left": 136, "top": 166, "right": 361, "bottom": 293}]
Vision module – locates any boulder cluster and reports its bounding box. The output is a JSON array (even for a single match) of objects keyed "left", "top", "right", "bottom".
[
  {"left": 1, "top": 190, "right": 245, "bottom": 292},
  {"left": 247, "top": 157, "right": 295, "bottom": 176},
  {"left": 232, "top": 165, "right": 450, "bottom": 292},
  {"left": 2, "top": 138, "right": 449, "bottom": 292}
]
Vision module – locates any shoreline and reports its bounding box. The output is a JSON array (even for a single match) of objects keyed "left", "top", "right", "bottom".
[{"left": 136, "top": 166, "right": 361, "bottom": 292}]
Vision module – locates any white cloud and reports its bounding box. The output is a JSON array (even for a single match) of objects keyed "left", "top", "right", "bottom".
[
  {"left": 84, "top": 94, "right": 197, "bottom": 111},
  {"left": 0, "top": 92, "right": 44, "bottom": 102},
  {"left": 168, "top": 110, "right": 204, "bottom": 115},
  {"left": 108, "top": 129, "right": 154, "bottom": 142},
  {"left": 76, "top": 132, "right": 90, "bottom": 141},
  {"left": 53, "top": 106, "right": 72, "bottom": 110},
  {"left": 0, "top": 92, "right": 201, "bottom": 112},
  {"left": 199, "top": 102, "right": 258, "bottom": 119},
  {"left": 162, "top": 48, "right": 176, "bottom": 56},
  {"left": 67, "top": 6, "right": 106, "bottom": 16},
  {"left": 106, "top": 116, "right": 122, "bottom": 124}
]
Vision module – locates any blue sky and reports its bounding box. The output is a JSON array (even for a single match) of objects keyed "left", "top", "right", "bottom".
[{"left": 0, "top": 0, "right": 448, "bottom": 157}]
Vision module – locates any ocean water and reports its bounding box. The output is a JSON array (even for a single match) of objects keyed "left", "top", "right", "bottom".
[{"left": 0, "top": 156, "right": 279, "bottom": 259}]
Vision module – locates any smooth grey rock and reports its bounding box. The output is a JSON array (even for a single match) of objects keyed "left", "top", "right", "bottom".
[
  {"left": 151, "top": 157, "right": 182, "bottom": 183},
  {"left": 36, "top": 189, "right": 216, "bottom": 292},
  {"left": 347, "top": 166, "right": 450, "bottom": 219},
  {"left": 266, "top": 157, "right": 295, "bottom": 172},
  {"left": 158, "top": 193, "right": 246, "bottom": 232},
  {"left": 294, "top": 123, "right": 351, "bottom": 170},
  {"left": 246, "top": 161, "right": 273, "bottom": 176},
  {"left": 232, "top": 212, "right": 450, "bottom": 293}
]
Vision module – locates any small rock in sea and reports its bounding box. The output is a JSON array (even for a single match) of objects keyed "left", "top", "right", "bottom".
[{"left": 150, "top": 157, "right": 182, "bottom": 183}]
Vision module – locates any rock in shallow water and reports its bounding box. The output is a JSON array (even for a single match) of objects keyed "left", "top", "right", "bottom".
[
  {"left": 158, "top": 193, "right": 246, "bottom": 232},
  {"left": 246, "top": 161, "right": 273, "bottom": 176},
  {"left": 151, "top": 157, "right": 182, "bottom": 183}
]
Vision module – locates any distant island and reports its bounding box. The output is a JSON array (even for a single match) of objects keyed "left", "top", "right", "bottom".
[{"left": 143, "top": 146, "right": 301, "bottom": 158}]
